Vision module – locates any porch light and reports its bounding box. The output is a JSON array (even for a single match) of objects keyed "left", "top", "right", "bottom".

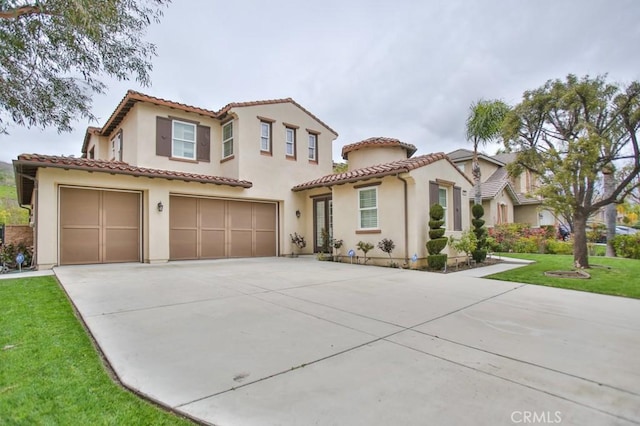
[
  {"left": 157, "top": 201, "right": 164, "bottom": 212},
  {"left": 295, "top": 210, "right": 301, "bottom": 218}
]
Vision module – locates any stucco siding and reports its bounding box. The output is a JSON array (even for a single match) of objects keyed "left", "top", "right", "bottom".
[{"left": 347, "top": 146, "right": 408, "bottom": 170}]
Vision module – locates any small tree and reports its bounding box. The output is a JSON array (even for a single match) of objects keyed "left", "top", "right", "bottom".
[
  {"left": 449, "top": 230, "right": 477, "bottom": 266},
  {"left": 377, "top": 238, "right": 396, "bottom": 267},
  {"left": 320, "top": 228, "right": 331, "bottom": 253},
  {"left": 331, "top": 238, "right": 344, "bottom": 261},
  {"left": 471, "top": 204, "right": 488, "bottom": 263},
  {"left": 426, "top": 204, "right": 448, "bottom": 270},
  {"left": 356, "top": 241, "right": 374, "bottom": 264},
  {"left": 289, "top": 233, "right": 306, "bottom": 256}
]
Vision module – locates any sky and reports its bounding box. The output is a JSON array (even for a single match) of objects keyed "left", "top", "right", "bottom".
[{"left": 2, "top": 0, "right": 640, "bottom": 163}]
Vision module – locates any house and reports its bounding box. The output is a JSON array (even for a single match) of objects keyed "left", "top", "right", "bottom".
[
  {"left": 446, "top": 148, "right": 555, "bottom": 227},
  {"left": 14, "top": 91, "right": 471, "bottom": 269},
  {"left": 293, "top": 137, "right": 473, "bottom": 266}
]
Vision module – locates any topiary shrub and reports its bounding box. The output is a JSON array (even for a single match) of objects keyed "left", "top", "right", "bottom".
[
  {"left": 357, "top": 241, "right": 374, "bottom": 264},
  {"left": 427, "top": 203, "right": 448, "bottom": 270},
  {"left": 471, "top": 204, "right": 487, "bottom": 263}
]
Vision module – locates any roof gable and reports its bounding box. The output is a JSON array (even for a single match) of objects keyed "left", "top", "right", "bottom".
[{"left": 341, "top": 137, "right": 417, "bottom": 160}]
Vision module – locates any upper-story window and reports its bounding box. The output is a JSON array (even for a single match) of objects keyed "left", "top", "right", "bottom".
[
  {"left": 358, "top": 187, "right": 378, "bottom": 229},
  {"left": 260, "top": 121, "right": 271, "bottom": 153},
  {"left": 172, "top": 120, "right": 196, "bottom": 160},
  {"left": 110, "top": 131, "right": 122, "bottom": 161},
  {"left": 222, "top": 121, "right": 233, "bottom": 158},
  {"left": 308, "top": 133, "right": 317, "bottom": 162},
  {"left": 285, "top": 127, "right": 296, "bottom": 158}
]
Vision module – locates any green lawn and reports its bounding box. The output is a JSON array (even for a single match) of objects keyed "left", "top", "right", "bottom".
[
  {"left": 488, "top": 253, "right": 640, "bottom": 299},
  {"left": 0, "top": 276, "right": 193, "bottom": 425}
]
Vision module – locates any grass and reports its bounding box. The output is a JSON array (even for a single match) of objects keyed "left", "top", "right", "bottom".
[
  {"left": 488, "top": 253, "right": 640, "bottom": 299},
  {"left": 0, "top": 276, "right": 193, "bottom": 425}
]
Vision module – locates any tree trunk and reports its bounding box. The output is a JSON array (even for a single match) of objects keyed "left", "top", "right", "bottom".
[
  {"left": 573, "top": 211, "right": 590, "bottom": 268},
  {"left": 603, "top": 166, "right": 616, "bottom": 257},
  {"left": 473, "top": 159, "right": 481, "bottom": 205}
]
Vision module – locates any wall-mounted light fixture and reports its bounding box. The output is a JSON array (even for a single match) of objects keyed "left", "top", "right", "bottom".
[
  {"left": 157, "top": 201, "right": 164, "bottom": 212},
  {"left": 295, "top": 210, "right": 301, "bottom": 218}
]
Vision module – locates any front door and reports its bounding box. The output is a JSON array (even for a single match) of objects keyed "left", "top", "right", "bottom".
[{"left": 313, "top": 196, "right": 332, "bottom": 253}]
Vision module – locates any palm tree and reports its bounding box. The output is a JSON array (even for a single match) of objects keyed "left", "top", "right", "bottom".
[{"left": 466, "top": 99, "right": 510, "bottom": 205}]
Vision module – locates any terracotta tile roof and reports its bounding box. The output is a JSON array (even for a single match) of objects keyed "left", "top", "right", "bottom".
[
  {"left": 14, "top": 154, "right": 252, "bottom": 195},
  {"left": 217, "top": 97, "right": 338, "bottom": 137},
  {"left": 341, "top": 137, "right": 417, "bottom": 160},
  {"left": 82, "top": 90, "right": 338, "bottom": 155},
  {"left": 293, "top": 152, "right": 471, "bottom": 191}
]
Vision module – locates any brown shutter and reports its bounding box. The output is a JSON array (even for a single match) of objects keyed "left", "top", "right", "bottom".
[
  {"left": 453, "top": 186, "right": 462, "bottom": 231},
  {"left": 156, "top": 116, "right": 172, "bottom": 157},
  {"left": 118, "top": 129, "right": 123, "bottom": 161},
  {"left": 429, "top": 181, "right": 439, "bottom": 206},
  {"left": 197, "top": 125, "right": 211, "bottom": 162}
]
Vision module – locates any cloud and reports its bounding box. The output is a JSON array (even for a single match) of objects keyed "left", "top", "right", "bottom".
[{"left": 2, "top": 0, "right": 639, "bottom": 162}]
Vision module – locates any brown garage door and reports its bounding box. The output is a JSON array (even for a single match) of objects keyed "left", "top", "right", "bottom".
[
  {"left": 169, "top": 196, "right": 276, "bottom": 260},
  {"left": 59, "top": 187, "right": 141, "bottom": 265}
]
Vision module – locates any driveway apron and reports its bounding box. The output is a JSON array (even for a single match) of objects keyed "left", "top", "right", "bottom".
[{"left": 54, "top": 257, "right": 640, "bottom": 426}]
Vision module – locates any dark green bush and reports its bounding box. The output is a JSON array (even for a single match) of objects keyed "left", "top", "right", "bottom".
[
  {"left": 427, "top": 238, "right": 447, "bottom": 254},
  {"left": 0, "top": 241, "right": 33, "bottom": 270},
  {"left": 611, "top": 234, "right": 640, "bottom": 259},
  {"left": 427, "top": 254, "right": 447, "bottom": 270},
  {"left": 472, "top": 249, "right": 487, "bottom": 263},
  {"left": 430, "top": 204, "right": 444, "bottom": 221},
  {"left": 429, "top": 228, "right": 446, "bottom": 239},
  {"left": 471, "top": 204, "right": 487, "bottom": 262}
]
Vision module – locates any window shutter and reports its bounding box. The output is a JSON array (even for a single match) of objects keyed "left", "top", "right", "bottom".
[
  {"left": 118, "top": 129, "right": 123, "bottom": 161},
  {"left": 197, "top": 125, "right": 210, "bottom": 162},
  {"left": 156, "top": 116, "right": 172, "bottom": 157},
  {"left": 453, "top": 186, "right": 462, "bottom": 231},
  {"left": 429, "top": 181, "right": 439, "bottom": 206}
]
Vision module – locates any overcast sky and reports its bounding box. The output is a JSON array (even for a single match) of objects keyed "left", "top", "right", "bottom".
[{"left": 2, "top": 0, "right": 640, "bottom": 163}]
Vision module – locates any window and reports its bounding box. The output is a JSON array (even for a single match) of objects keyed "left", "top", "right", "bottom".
[
  {"left": 222, "top": 122, "right": 233, "bottom": 158},
  {"left": 358, "top": 187, "right": 378, "bottom": 229},
  {"left": 172, "top": 121, "right": 196, "bottom": 159},
  {"left": 260, "top": 122, "right": 271, "bottom": 153},
  {"left": 285, "top": 127, "right": 296, "bottom": 157},
  {"left": 110, "top": 132, "right": 122, "bottom": 161},
  {"left": 439, "top": 187, "right": 448, "bottom": 228},
  {"left": 308, "top": 133, "right": 317, "bottom": 161}
]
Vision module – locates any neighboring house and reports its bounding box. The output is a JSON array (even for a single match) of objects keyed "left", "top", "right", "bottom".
[
  {"left": 447, "top": 148, "right": 554, "bottom": 227},
  {"left": 293, "top": 137, "right": 472, "bottom": 266},
  {"left": 14, "top": 91, "right": 472, "bottom": 269}
]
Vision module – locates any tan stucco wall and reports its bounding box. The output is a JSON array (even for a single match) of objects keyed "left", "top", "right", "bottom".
[
  {"left": 514, "top": 204, "right": 541, "bottom": 226},
  {"left": 323, "top": 159, "right": 472, "bottom": 268},
  {"left": 346, "top": 146, "right": 409, "bottom": 170},
  {"left": 34, "top": 168, "right": 291, "bottom": 268}
]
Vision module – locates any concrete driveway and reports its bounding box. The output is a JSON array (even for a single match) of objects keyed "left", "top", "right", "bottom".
[{"left": 54, "top": 257, "right": 640, "bottom": 425}]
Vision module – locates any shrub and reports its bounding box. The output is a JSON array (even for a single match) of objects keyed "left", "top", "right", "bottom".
[
  {"left": 377, "top": 238, "right": 396, "bottom": 266},
  {"left": 611, "top": 234, "right": 640, "bottom": 259},
  {"left": 449, "top": 230, "right": 477, "bottom": 266},
  {"left": 320, "top": 228, "right": 331, "bottom": 253},
  {"left": 427, "top": 254, "right": 447, "bottom": 270},
  {"left": 357, "top": 241, "right": 374, "bottom": 264},
  {"left": 427, "top": 204, "right": 448, "bottom": 269},
  {"left": 546, "top": 239, "right": 573, "bottom": 255},
  {"left": 0, "top": 241, "right": 33, "bottom": 270},
  {"left": 471, "top": 204, "right": 487, "bottom": 262},
  {"left": 488, "top": 223, "right": 547, "bottom": 252}
]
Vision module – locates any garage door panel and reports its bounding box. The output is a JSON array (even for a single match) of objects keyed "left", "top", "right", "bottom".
[
  {"left": 200, "top": 199, "right": 225, "bottom": 228},
  {"left": 170, "top": 229, "right": 198, "bottom": 260},
  {"left": 228, "top": 201, "right": 252, "bottom": 229},
  {"left": 200, "top": 230, "right": 225, "bottom": 258},
  {"left": 229, "top": 230, "right": 253, "bottom": 257},
  {"left": 255, "top": 231, "right": 276, "bottom": 257},
  {"left": 60, "top": 188, "right": 100, "bottom": 226},
  {"left": 60, "top": 228, "right": 101, "bottom": 264},
  {"left": 104, "top": 191, "right": 140, "bottom": 227},
  {"left": 255, "top": 203, "right": 276, "bottom": 230},
  {"left": 104, "top": 229, "right": 140, "bottom": 262},
  {"left": 171, "top": 197, "right": 198, "bottom": 228}
]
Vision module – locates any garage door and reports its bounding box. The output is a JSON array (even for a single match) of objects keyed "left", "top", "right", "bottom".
[
  {"left": 169, "top": 196, "right": 277, "bottom": 260},
  {"left": 59, "top": 187, "right": 141, "bottom": 265}
]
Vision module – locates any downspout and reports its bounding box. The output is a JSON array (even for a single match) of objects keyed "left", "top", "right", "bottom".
[
  {"left": 396, "top": 174, "right": 409, "bottom": 264},
  {"left": 17, "top": 173, "right": 37, "bottom": 269}
]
